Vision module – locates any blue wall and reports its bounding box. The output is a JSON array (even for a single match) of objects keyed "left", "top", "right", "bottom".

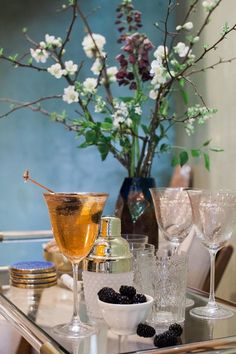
[{"left": 0, "top": 0, "right": 174, "bottom": 264}]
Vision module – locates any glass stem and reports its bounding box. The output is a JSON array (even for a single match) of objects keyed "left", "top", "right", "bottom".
[
  {"left": 171, "top": 242, "right": 179, "bottom": 255},
  {"left": 71, "top": 262, "right": 81, "bottom": 325},
  {"left": 208, "top": 249, "right": 218, "bottom": 308}
]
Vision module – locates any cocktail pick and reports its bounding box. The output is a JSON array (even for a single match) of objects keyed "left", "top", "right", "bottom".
[{"left": 23, "top": 170, "right": 54, "bottom": 193}]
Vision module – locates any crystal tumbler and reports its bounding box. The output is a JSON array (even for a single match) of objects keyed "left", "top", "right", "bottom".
[{"left": 150, "top": 250, "right": 188, "bottom": 327}]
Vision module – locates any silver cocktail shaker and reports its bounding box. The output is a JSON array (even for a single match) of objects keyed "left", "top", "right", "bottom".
[{"left": 82, "top": 216, "right": 133, "bottom": 320}]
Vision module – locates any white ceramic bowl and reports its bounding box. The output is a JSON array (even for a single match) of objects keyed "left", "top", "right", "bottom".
[{"left": 98, "top": 294, "right": 153, "bottom": 335}]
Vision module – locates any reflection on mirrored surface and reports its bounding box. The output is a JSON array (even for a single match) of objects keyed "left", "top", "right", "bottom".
[{"left": 1, "top": 284, "right": 236, "bottom": 354}]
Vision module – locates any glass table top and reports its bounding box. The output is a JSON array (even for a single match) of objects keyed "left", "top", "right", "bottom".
[{"left": 1, "top": 284, "right": 236, "bottom": 354}]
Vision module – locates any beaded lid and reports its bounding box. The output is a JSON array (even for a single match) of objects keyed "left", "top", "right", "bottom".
[{"left": 10, "top": 261, "right": 56, "bottom": 273}]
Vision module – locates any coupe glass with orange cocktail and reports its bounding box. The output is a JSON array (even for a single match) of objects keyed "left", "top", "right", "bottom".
[{"left": 44, "top": 192, "right": 108, "bottom": 339}]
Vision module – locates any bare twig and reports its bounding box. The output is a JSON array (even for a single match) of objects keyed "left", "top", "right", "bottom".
[
  {"left": 0, "top": 54, "right": 47, "bottom": 72},
  {"left": 183, "top": 76, "right": 208, "bottom": 107},
  {"left": 0, "top": 96, "right": 61, "bottom": 119},
  {"left": 188, "top": 56, "right": 236, "bottom": 75},
  {"left": 195, "top": 23, "right": 236, "bottom": 64},
  {"left": 163, "top": 0, "right": 174, "bottom": 78},
  {"left": 196, "top": 0, "right": 223, "bottom": 38},
  {"left": 182, "top": 0, "right": 200, "bottom": 24},
  {"left": 59, "top": 0, "right": 78, "bottom": 59}
]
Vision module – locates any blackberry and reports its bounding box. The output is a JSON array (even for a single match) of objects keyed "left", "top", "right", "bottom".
[
  {"left": 98, "top": 287, "right": 119, "bottom": 303},
  {"left": 117, "top": 294, "right": 131, "bottom": 304},
  {"left": 98, "top": 287, "right": 115, "bottom": 297},
  {"left": 132, "top": 293, "right": 147, "bottom": 303},
  {"left": 154, "top": 331, "right": 178, "bottom": 348},
  {"left": 119, "top": 285, "right": 136, "bottom": 298},
  {"left": 169, "top": 323, "right": 183, "bottom": 337},
  {"left": 137, "top": 323, "right": 156, "bottom": 338}
]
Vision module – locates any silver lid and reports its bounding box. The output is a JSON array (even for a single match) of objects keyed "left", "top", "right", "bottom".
[{"left": 83, "top": 216, "right": 133, "bottom": 273}]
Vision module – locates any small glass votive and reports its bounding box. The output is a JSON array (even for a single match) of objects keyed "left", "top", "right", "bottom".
[
  {"left": 149, "top": 250, "right": 188, "bottom": 327},
  {"left": 121, "top": 234, "right": 149, "bottom": 244}
]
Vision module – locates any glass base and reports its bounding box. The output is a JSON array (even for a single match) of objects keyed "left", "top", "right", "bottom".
[
  {"left": 52, "top": 321, "right": 96, "bottom": 339},
  {"left": 186, "top": 298, "right": 194, "bottom": 308},
  {"left": 190, "top": 305, "right": 234, "bottom": 320}
]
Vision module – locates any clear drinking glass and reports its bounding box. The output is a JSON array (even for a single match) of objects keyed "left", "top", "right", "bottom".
[
  {"left": 188, "top": 189, "right": 236, "bottom": 319},
  {"left": 150, "top": 250, "right": 188, "bottom": 326},
  {"left": 150, "top": 187, "right": 192, "bottom": 253},
  {"left": 44, "top": 192, "right": 108, "bottom": 338},
  {"left": 131, "top": 243, "right": 155, "bottom": 296},
  {"left": 121, "top": 234, "right": 149, "bottom": 244}
]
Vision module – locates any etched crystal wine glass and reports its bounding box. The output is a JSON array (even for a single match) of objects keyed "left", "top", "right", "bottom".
[
  {"left": 188, "top": 189, "right": 236, "bottom": 319},
  {"left": 150, "top": 187, "right": 193, "bottom": 253},
  {"left": 44, "top": 192, "right": 108, "bottom": 338}
]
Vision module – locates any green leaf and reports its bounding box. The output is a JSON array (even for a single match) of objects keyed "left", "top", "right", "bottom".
[
  {"left": 141, "top": 124, "right": 149, "bottom": 134},
  {"left": 101, "top": 122, "right": 113, "bottom": 130},
  {"left": 181, "top": 90, "right": 189, "bottom": 105},
  {"left": 79, "top": 141, "right": 91, "bottom": 148},
  {"left": 203, "top": 139, "right": 212, "bottom": 146},
  {"left": 191, "top": 149, "right": 201, "bottom": 158},
  {"left": 104, "top": 117, "right": 113, "bottom": 123},
  {"left": 171, "top": 155, "right": 180, "bottom": 167},
  {"left": 179, "top": 78, "right": 185, "bottom": 88},
  {"left": 178, "top": 78, "right": 189, "bottom": 104},
  {"left": 98, "top": 143, "right": 109, "bottom": 161},
  {"left": 0, "top": 48, "right": 3, "bottom": 56},
  {"left": 204, "top": 153, "right": 210, "bottom": 171},
  {"left": 85, "top": 130, "right": 96, "bottom": 144},
  {"left": 119, "top": 96, "right": 133, "bottom": 103},
  {"left": 160, "top": 99, "right": 169, "bottom": 117},
  {"left": 179, "top": 150, "right": 189, "bottom": 166},
  {"left": 221, "top": 22, "right": 230, "bottom": 35},
  {"left": 81, "top": 121, "right": 95, "bottom": 129},
  {"left": 159, "top": 123, "right": 166, "bottom": 138},
  {"left": 209, "top": 147, "right": 224, "bottom": 152},
  {"left": 186, "top": 35, "right": 194, "bottom": 43},
  {"left": 8, "top": 54, "right": 18, "bottom": 61},
  {"left": 160, "top": 143, "right": 170, "bottom": 153}
]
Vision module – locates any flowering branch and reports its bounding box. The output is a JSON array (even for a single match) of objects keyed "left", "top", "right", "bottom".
[{"left": 0, "top": 0, "right": 234, "bottom": 176}]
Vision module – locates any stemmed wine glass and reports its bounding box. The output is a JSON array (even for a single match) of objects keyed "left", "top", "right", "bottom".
[
  {"left": 188, "top": 189, "right": 236, "bottom": 319},
  {"left": 44, "top": 192, "right": 108, "bottom": 338},
  {"left": 150, "top": 187, "right": 193, "bottom": 253}
]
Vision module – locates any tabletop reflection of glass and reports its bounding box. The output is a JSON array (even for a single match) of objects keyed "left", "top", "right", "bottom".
[{"left": 1, "top": 284, "right": 236, "bottom": 354}]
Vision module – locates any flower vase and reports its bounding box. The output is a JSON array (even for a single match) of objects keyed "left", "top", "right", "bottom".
[{"left": 115, "top": 177, "right": 158, "bottom": 248}]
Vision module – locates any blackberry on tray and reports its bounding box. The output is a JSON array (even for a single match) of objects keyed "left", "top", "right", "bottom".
[
  {"left": 154, "top": 330, "right": 178, "bottom": 348},
  {"left": 169, "top": 323, "right": 183, "bottom": 337},
  {"left": 136, "top": 323, "right": 155, "bottom": 338}
]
